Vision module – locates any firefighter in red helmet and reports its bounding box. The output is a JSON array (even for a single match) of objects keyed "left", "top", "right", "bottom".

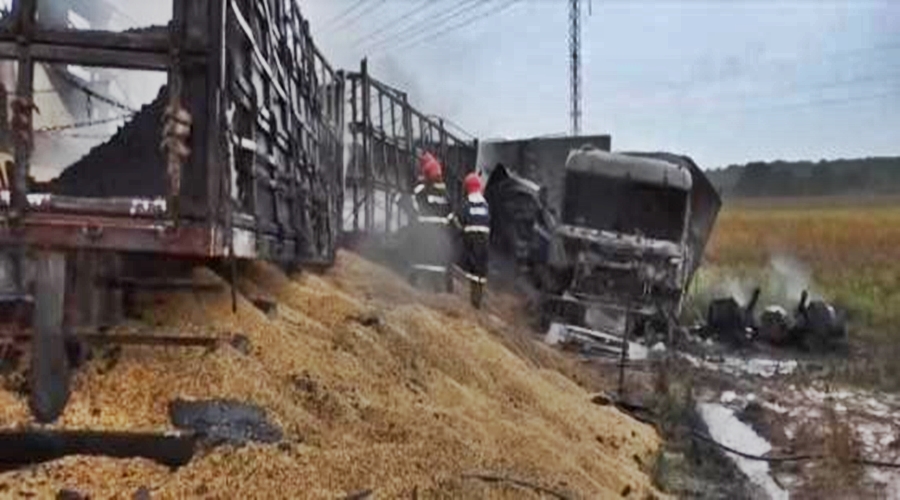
[
  {"left": 453, "top": 172, "right": 490, "bottom": 308},
  {"left": 404, "top": 151, "right": 454, "bottom": 292}
]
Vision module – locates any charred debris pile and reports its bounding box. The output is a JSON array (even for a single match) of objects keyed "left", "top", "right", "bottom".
[
  {"left": 704, "top": 288, "right": 847, "bottom": 352},
  {"left": 479, "top": 141, "right": 847, "bottom": 360}
]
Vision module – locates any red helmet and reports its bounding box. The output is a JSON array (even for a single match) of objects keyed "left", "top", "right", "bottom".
[
  {"left": 419, "top": 152, "right": 443, "bottom": 182},
  {"left": 464, "top": 172, "right": 483, "bottom": 195}
]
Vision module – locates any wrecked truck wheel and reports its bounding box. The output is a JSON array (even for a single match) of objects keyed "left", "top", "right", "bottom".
[
  {"left": 759, "top": 307, "right": 790, "bottom": 345},
  {"left": 29, "top": 251, "right": 71, "bottom": 424},
  {"left": 803, "top": 301, "right": 840, "bottom": 352}
]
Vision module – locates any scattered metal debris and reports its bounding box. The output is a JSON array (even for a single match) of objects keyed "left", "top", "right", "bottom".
[
  {"left": 228, "top": 334, "right": 252, "bottom": 355},
  {"left": 132, "top": 486, "right": 152, "bottom": 500},
  {"left": 348, "top": 311, "right": 382, "bottom": 329},
  {"left": 168, "top": 399, "right": 283, "bottom": 446},
  {"left": 341, "top": 489, "right": 374, "bottom": 500},
  {"left": 704, "top": 289, "right": 846, "bottom": 352},
  {"left": 545, "top": 322, "right": 648, "bottom": 360},
  {"left": 250, "top": 298, "right": 278, "bottom": 319},
  {"left": 705, "top": 288, "right": 759, "bottom": 346},
  {"left": 56, "top": 489, "right": 88, "bottom": 500}
]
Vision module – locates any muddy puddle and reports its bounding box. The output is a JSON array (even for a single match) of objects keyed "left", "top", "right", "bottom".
[{"left": 682, "top": 347, "right": 900, "bottom": 498}]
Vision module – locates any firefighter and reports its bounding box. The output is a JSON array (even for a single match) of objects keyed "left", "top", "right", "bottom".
[
  {"left": 454, "top": 172, "right": 490, "bottom": 309},
  {"left": 406, "top": 152, "right": 454, "bottom": 293}
]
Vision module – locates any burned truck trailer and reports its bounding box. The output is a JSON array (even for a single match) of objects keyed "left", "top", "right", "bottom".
[
  {"left": 0, "top": 0, "right": 477, "bottom": 425},
  {"left": 485, "top": 142, "right": 721, "bottom": 336},
  {"left": 0, "top": 0, "right": 345, "bottom": 423}
]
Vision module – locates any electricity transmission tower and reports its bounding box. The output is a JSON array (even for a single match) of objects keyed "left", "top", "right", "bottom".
[{"left": 569, "top": 0, "right": 581, "bottom": 136}]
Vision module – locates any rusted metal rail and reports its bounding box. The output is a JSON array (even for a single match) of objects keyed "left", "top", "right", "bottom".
[{"left": 344, "top": 60, "right": 478, "bottom": 235}]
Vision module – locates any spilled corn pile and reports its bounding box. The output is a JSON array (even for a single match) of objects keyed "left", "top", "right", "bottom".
[{"left": 0, "top": 251, "right": 660, "bottom": 498}]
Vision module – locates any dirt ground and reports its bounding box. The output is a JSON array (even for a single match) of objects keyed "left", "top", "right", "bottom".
[{"left": 0, "top": 251, "right": 662, "bottom": 499}]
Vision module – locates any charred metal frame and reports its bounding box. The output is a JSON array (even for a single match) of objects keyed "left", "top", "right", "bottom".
[
  {"left": 345, "top": 59, "right": 477, "bottom": 234},
  {"left": 0, "top": 0, "right": 344, "bottom": 266}
]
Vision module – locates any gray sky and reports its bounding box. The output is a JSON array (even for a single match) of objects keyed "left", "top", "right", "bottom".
[{"left": 302, "top": 0, "right": 899, "bottom": 168}]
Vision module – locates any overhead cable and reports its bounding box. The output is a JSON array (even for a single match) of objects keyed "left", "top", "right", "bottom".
[
  {"left": 394, "top": 0, "right": 524, "bottom": 52},
  {"left": 367, "top": 0, "right": 482, "bottom": 53}
]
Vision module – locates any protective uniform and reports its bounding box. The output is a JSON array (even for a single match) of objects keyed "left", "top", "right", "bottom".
[
  {"left": 407, "top": 152, "right": 454, "bottom": 292},
  {"left": 455, "top": 173, "right": 490, "bottom": 308}
]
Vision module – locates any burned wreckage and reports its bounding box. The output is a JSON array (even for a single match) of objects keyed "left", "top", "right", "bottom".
[
  {"left": 483, "top": 140, "right": 721, "bottom": 344},
  {"left": 707, "top": 289, "right": 847, "bottom": 351}
]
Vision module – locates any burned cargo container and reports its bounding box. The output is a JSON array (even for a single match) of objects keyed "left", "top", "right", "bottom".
[{"left": 485, "top": 143, "right": 721, "bottom": 336}]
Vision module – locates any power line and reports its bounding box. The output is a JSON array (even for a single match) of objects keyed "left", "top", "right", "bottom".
[
  {"left": 350, "top": 0, "right": 431, "bottom": 48},
  {"left": 365, "top": 0, "right": 479, "bottom": 53},
  {"left": 367, "top": 0, "right": 482, "bottom": 54},
  {"left": 323, "top": 0, "right": 368, "bottom": 28},
  {"left": 387, "top": 0, "right": 501, "bottom": 52},
  {"left": 328, "top": 0, "right": 386, "bottom": 35},
  {"left": 729, "top": 89, "right": 900, "bottom": 114},
  {"left": 393, "top": 0, "right": 524, "bottom": 52},
  {"left": 619, "top": 89, "right": 899, "bottom": 120},
  {"left": 35, "top": 113, "right": 134, "bottom": 133},
  {"left": 629, "top": 42, "right": 900, "bottom": 95},
  {"left": 637, "top": 67, "right": 900, "bottom": 112},
  {"left": 54, "top": 70, "right": 137, "bottom": 113},
  {"left": 720, "top": 71, "right": 900, "bottom": 100}
]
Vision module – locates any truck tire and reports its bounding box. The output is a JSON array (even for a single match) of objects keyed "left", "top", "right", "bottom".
[
  {"left": 803, "top": 301, "right": 839, "bottom": 352},
  {"left": 29, "top": 251, "right": 70, "bottom": 423}
]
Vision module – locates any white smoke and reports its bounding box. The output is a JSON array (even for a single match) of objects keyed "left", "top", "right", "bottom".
[
  {"left": 722, "top": 277, "right": 752, "bottom": 307},
  {"left": 767, "top": 254, "right": 818, "bottom": 304},
  {"left": 696, "top": 254, "right": 821, "bottom": 312}
]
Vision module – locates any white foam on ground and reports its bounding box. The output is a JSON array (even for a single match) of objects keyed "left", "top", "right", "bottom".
[
  {"left": 698, "top": 403, "right": 789, "bottom": 500},
  {"left": 628, "top": 342, "right": 649, "bottom": 361},
  {"left": 680, "top": 353, "right": 797, "bottom": 378}
]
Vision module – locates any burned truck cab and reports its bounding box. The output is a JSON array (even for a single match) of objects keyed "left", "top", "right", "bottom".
[{"left": 542, "top": 147, "right": 694, "bottom": 334}]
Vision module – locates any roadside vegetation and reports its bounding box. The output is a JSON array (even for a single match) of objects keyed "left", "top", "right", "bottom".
[
  {"left": 698, "top": 197, "right": 900, "bottom": 338},
  {"left": 687, "top": 195, "right": 900, "bottom": 386}
]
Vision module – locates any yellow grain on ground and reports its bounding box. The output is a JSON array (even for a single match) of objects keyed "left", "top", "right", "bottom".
[{"left": 0, "top": 251, "right": 661, "bottom": 499}]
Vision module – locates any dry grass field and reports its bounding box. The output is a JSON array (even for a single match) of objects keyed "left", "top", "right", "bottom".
[{"left": 695, "top": 196, "right": 900, "bottom": 340}]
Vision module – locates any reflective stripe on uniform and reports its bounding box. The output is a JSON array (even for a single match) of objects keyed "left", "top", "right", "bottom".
[
  {"left": 418, "top": 215, "right": 450, "bottom": 224},
  {"left": 413, "top": 264, "right": 447, "bottom": 273},
  {"left": 463, "top": 225, "right": 490, "bottom": 233},
  {"left": 455, "top": 265, "right": 487, "bottom": 284},
  {"left": 467, "top": 206, "right": 488, "bottom": 216},
  {"left": 414, "top": 184, "right": 425, "bottom": 194},
  {"left": 427, "top": 195, "right": 449, "bottom": 205}
]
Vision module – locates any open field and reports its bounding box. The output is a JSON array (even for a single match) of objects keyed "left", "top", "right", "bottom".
[{"left": 693, "top": 194, "right": 900, "bottom": 346}]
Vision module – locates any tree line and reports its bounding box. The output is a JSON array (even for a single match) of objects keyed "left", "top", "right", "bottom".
[{"left": 706, "top": 157, "right": 900, "bottom": 198}]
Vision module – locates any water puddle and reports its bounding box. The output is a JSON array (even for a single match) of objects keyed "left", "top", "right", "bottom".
[{"left": 697, "top": 402, "right": 788, "bottom": 500}]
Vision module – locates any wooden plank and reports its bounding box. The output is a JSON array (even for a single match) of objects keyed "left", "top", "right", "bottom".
[
  {"left": 9, "top": 0, "right": 35, "bottom": 218},
  {"left": 32, "top": 29, "right": 173, "bottom": 54},
  {"left": 361, "top": 59, "right": 373, "bottom": 232},
  {"left": 28, "top": 43, "right": 173, "bottom": 70},
  {"left": 228, "top": 0, "right": 287, "bottom": 101},
  {"left": 206, "top": 0, "right": 228, "bottom": 227},
  {"left": 350, "top": 76, "right": 359, "bottom": 232}
]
